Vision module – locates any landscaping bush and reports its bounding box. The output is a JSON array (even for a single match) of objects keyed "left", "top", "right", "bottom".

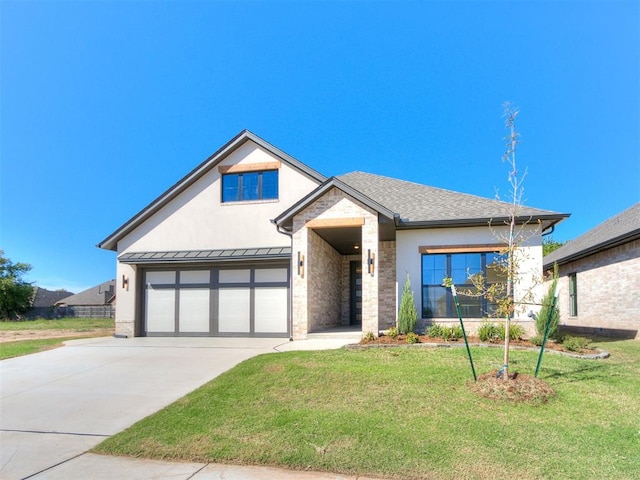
[
  {"left": 425, "top": 324, "right": 443, "bottom": 338},
  {"left": 405, "top": 332, "right": 419, "bottom": 344},
  {"left": 562, "top": 335, "right": 591, "bottom": 352},
  {"left": 529, "top": 334, "right": 543, "bottom": 346},
  {"left": 441, "top": 325, "right": 463, "bottom": 341},
  {"left": 498, "top": 322, "right": 526, "bottom": 341},
  {"left": 387, "top": 326, "right": 398, "bottom": 339},
  {"left": 362, "top": 331, "right": 376, "bottom": 342},
  {"left": 478, "top": 321, "right": 501, "bottom": 342},
  {"left": 536, "top": 264, "right": 560, "bottom": 339},
  {"left": 398, "top": 274, "right": 418, "bottom": 334}
]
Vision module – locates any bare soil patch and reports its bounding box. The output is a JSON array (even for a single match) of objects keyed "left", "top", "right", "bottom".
[
  {"left": 469, "top": 371, "right": 556, "bottom": 404},
  {"left": 0, "top": 327, "right": 114, "bottom": 343}
]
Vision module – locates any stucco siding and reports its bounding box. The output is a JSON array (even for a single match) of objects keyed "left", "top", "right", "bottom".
[{"left": 396, "top": 225, "right": 543, "bottom": 334}]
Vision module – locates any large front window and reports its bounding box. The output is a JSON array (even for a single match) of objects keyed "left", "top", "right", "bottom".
[
  {"left": 222, "top": 170, "right": 278, "bottom": 202},
  {"left": 421, "top": 252, "right": 504, "bottom": 318}
]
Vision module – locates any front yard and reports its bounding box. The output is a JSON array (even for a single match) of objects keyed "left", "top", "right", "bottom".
[
  {"left": 94, "top": 337, "right": 640, "bottom": 479},
  {"left": 0, "top": 317, "right": 114, "bottom": 359}
]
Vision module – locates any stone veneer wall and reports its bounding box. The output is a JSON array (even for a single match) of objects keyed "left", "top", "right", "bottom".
[
  {"left": 554, "top": 238, "right": 640, "bottom": 339},
  {"left": 291, "top": 187, "right": 380, "bottom": 339},
  {"left": 377, "top": 240, "right": 397, "bottom": 330},
  {"left": 307, "top": 229, "right": 343, "bottom": 332}
]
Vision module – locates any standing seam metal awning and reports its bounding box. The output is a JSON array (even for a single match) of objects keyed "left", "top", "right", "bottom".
[{"left": 118, "top": 247, "right": 292, "bottom": 264}]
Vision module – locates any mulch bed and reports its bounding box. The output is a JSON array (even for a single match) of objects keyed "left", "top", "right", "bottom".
[
  {"left": 360, "top": 333, "right": 599, "bottom": 355},
  {"left": 469, "top": 371, "right": 557, "bottom": 404}
]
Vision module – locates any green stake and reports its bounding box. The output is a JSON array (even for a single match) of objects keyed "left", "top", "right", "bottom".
[
  {"left": 451, "top": 284, "right": 477, "bottom": 381},
  {"left": 535, "top": 286, "right": 559, "bottom": 378}
]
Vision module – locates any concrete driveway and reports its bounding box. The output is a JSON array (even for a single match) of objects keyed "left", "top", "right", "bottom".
[{"left": 0, "top": 336, "right": 294, "bottom": 480}]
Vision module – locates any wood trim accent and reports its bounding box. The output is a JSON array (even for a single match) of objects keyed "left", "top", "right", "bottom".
[
  {"left": 218, "top": 161, "right": 281, "bottom": 174},
  {"left": 419, "top": 244, "right": 505, "bottom": 254},
  {"left": 306, "top": 217, "right": 365, "bottom": 229}
]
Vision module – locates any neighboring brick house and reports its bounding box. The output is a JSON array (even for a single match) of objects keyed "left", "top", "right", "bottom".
[
  {"left": 55, "top": 280, "right": 116, "bottom": 318},
  {"left": 544, "top": 202, "right": 640, "bottom": 339},
  {"left": 99, "top": 130, "right": 567, "bottom": 339}
]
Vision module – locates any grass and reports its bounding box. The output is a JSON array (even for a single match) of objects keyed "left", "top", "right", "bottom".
[
  {"left": 0, "top": 317, "right": 114, "bottom": 360},
  {"left": 0, "top": 317, "right": 114, "bottom": 331},
  {"left": 94, "top": 338, "right": 640, "bottom": 479},
  {"left": 0, "top": 337, "right": 82, "bottom": 360}
]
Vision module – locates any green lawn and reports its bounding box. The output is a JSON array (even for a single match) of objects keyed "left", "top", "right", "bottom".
[
  {"left": 0, "top": 317, "right": 114, "bottom": 360},
  {"left": 0, "top": 337, "right": 82, "bottom": 360},
  {"left": 0, "top": 317, "right": 114, "bottom": 331},
  {"left": 94, "top": 338, "right": 640, "bottom": 480}
]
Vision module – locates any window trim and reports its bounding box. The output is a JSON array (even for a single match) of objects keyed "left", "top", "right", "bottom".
[
  {"left": 221, "top": 169, "right": 279, "bottom": 203},
  {"left": 421, "top": 250, "right": 505, "bottom": 318},
  {"left": 569, "top": 273, "right": 578, "bottom": 317}
]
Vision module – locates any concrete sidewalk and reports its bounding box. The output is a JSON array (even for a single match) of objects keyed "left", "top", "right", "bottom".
[
  {"left": 33, "top": 452, "right": 383, "bottom": 479},
  {"left": 1, "top": 335, "right": 364, "bottom": 480}
]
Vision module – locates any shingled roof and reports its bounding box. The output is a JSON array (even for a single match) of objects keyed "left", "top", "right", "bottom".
[
  {"left": 55, "top": 280, "right": 116, "bottom": 306},
  {"left": 336, "top": 171, "right": 567, "bottom": 229},
  {"left": 544, "top": 202, "right": 640, "bottom": 268}
]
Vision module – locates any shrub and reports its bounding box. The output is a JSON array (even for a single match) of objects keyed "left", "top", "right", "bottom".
[
  {"left": 562, "top": 336, "right": 591, "bottom": 352},
  {"left": 406, "top": 332, "right": 419, "bottom": 344},
  {"left": 441, "top": 325, "right": 463, "bottom": 341},
  {"left": 362, "top": 331, "right": 376, "bottom": 343},
  {"left": 536, "top": 264, "right": 560, "bottom": 339},
  {"left": 498, "top": 323, "right": 526, "bottom": 341},
  {"left": 387, "top": 326, "right": 398, "bottom": 339},
  {"left": 426, "top": 324, "right": 443, "bottom": 338},
  {"left": 478, "top": 321, "right": 501, "bottom": 342},
  {"left": 529, "top": 334, "right": 543, "bottom": 346},
  {"left": 398, "top": 274, "right": 418, "bottom": 334}
]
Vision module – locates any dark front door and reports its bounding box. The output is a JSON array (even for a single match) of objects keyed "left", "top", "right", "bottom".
[{"left": 350, "top": 261, "right": 362, "bottom": 325}]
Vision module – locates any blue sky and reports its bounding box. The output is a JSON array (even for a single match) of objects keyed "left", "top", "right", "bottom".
[{"left": 1, "top": 0, "right": 638, "bottom": 293}]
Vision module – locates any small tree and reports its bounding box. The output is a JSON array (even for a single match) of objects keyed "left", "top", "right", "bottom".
[
  {"left": 543, "top": 237, "right": 565, "bottom": 256},
  {"left": 398, "top": 274, "right": 418, "bottom": 334},
  {"left": 0, "top": 250, "right": 34, "bottom": 320},
  {"left": 536, "top": 264, "right": 560, "bottom": 339}
]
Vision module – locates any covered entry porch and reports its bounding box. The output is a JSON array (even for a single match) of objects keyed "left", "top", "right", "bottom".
[{"left": 277, "top": 183, "right": 397, "bottom": 340}]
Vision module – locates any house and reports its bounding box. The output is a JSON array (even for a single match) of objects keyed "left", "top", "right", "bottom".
[
  {"left": 98, "top": 130, "right": 568, "bottom": 339},
  {"left": 544, "top": 202, "right": 640, "bottom": 339},
  {"left": 27, "top": 287, "right": 75, "bottom": 318},
  {"left": 55, "top": 280, "right": 116, "bottom": 318}
]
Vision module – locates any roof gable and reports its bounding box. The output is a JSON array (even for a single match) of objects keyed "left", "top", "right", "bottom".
[
  {"left": 544, "top": 202, "right": 640, "bottom": 267},
  {"left": 98, "top": 130, "right": 326, "bottom": 251}
]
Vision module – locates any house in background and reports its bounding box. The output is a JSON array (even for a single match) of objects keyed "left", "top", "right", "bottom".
[
  {"left": 55, "top": 280, "right": 116, "bottom": 318},
  {"left": 99, "top": 130, "right": 568, "bottom": 339},
  {"left": 27, "top": 287, "right": 75, "bottom": 319},
  {"left": 544, "top": 202, "right": 640, "bottom": 339}
]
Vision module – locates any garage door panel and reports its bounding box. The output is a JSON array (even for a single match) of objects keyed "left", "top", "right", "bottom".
[
  {"left": 178, "top": 288, "right": 210, "bottom": 333},
  {"left": 218, "top": 288, "right": 251, "bottom": 333},
  {"left": 146, "top": 287, "right": 175, "bottom": 333},
  {"left": 254, "top": 287, "right": 288, "bottom": 333}
]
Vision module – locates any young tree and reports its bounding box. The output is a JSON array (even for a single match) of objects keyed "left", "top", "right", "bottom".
[
  {"left": 536, "top": 263, "right": 560, "bottom": 339},
  {"left": 0, "top": 250, "right": 34, "bottom": 320},
  {"left": 398, "top": 274, "right": 418, "bottom": 334},
  {"left": 461, "top": 102, "right": 539, "bottom": 381},
  {"left": 543, "top": 236, "right": 566, "bottom": 256}
]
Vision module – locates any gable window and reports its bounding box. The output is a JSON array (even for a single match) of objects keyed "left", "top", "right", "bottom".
[
  {"left": 222, "top": 170, "right": 278, "bottom": 203},
  {"left": 421, "top": 252, "right": 505, "bottom": 318},
  {"left": 569, "top": 273, "right": 578, "bottom": 316}
]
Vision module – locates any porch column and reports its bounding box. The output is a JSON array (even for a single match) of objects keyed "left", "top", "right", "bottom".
[
  {"left": 291, "top": 219, "right": 309, "bottom": 340},
  {"left": 361, "top": 218, "right": 379, "bottom": 336}
]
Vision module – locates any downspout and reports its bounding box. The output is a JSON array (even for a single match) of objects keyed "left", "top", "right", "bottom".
[
  {"left": 542, "top": 224, "right": 555, "bottom": 237},
  {"left": 272, "top": 219, "right": 295, "bottom": 341}
]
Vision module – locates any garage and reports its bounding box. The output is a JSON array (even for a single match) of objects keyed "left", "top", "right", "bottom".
[{"left": 143, "top": 264, "right": 290, "bottom": 337}]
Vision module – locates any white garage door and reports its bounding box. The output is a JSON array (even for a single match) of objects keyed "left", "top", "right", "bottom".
[{"left": 144, "top": 265, "right": 289, "bottom": 336}]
